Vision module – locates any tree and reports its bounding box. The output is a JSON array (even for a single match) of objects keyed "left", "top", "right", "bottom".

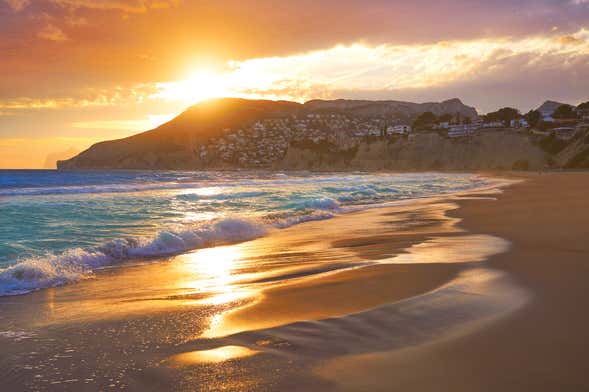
[
  {"left": 438, "top": 113, "right": 453, "bottom": 123},
  {"left": 576, "top": 101, "right": 589, "bottom": 111},
  {"left": 484, "top": 107, "right": 520, "bottom": 127},
  {"left": 553, "top": 104, "right": 577, "bottom": 119},
  {"left": 524, "top": 110, "right": 542, "bottom": 128},
  {"left": 413, "top": 111, "right": 437, "bottom": 130}
]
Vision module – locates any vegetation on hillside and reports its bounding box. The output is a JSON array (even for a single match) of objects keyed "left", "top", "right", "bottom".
[
  {"left": 553, "top": 104, "right": 577, "bottom": 119},
  {"left": 483, "top": 107, "right": 520, "bottom": 127}
]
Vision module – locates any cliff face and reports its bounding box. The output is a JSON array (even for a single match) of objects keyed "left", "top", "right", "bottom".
[{"left": 280, "top": 130, "right": 548, "bottom": 171}]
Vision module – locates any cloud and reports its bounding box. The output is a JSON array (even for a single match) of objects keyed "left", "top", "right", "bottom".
[
  {"left": 48, "top": 0, "right": 179, "bottom": 13},
  {"left": 559, "top": 34, "right": 583, "bottom": 44},
  {"left": 3, "top": 0, "right": 29, "bottom": 11},
  {"left": 71, "top": 114, "right": 175, "bottom": 131},
  {"left": 149, "top": 28, "right": 589, "bottom": 112},
  {"left": 0, "top": 84, "right": 159, "bottom": 111},
  {"left": 37, "top": 23, "right": 69, "bottom": 41}
]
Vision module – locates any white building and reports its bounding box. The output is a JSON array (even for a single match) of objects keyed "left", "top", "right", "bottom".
[
  {"left": 386, "top": 125, "right": 412, "bottom": 135},
  {"left": 448, "top": 124, "right": 480, "bottom": 138},
  {"left": 510, "top": 118, "right": 529, "bottom": 128},
  {"left": 482, "top": 121, "right": 504, "bottom": 128}
]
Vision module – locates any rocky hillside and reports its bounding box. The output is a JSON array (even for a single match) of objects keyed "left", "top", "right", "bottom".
[
  {"left": 58, "top": 97, "right": 480, "bottom": 170},
  {"left": 304, "top": 98, "right": 477, "bottom": 120},
  {"left": 59, "top": 98, "right": 301, "bottom": 170},
  {"left": 279, "top": 130, "right": 548, "bottom": 171}
]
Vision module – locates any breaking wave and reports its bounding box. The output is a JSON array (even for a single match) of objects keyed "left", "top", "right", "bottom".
[{"left": 0, "top": 218, "right": 267, "bottom": 296}]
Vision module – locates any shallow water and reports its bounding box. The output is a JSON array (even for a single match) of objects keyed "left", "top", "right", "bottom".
[
  {"left": 0, "top": 170, "right": 491, "bottom": 295},
  {"left": 0, "top": 184, "right": 521, "bottom": 391}
]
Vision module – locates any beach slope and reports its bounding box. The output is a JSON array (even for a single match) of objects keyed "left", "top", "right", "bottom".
[{"left": 319, "top": 172, "right": 589, "bottom": 391}]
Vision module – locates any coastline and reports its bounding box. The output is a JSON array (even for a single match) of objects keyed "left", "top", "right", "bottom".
[
  {"left": 3, "top": 172, "right": 586, "bottom": 390},
  {"left": 317, "top": 171, "right": 589, "bottom": 391},
  {"left": 0, "top": 172, "right": 502, "bottom": 297}
]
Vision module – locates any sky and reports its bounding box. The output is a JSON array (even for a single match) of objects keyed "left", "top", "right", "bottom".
[{"left": 1, "top": 0, "right": 589, "bottom": 168}]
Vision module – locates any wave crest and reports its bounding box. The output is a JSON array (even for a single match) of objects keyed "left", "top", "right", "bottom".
[{"left": 0, "top": 218, "right": 267, "bottom": 296}]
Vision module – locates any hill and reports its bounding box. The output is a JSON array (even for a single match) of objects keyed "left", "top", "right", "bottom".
[
  {"left": 58, "top": 97, "right": 480, "bottom": 170},
  {"left": 59, "top": 98, "right": 301, "bottom": 170},
  {"left": 304, "top": 98, "right": 477, "bottom": 119},
  {"left": 536, "top": 100, "right": 567, "bottom": 115}
]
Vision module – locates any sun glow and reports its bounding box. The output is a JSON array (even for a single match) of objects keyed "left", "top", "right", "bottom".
[
  {"left": 153, "top": 69, "right": 231, "bottom": 104},
  {"left": 150, "top": 29, "right": 589, "bottom": 108}
]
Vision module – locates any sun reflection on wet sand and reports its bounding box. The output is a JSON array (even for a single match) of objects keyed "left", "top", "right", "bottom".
[
  {"left": 178, "top": 246, "right": 254, "bottom": 306},
  {"left": 168, "top": 345, "right": 258, "bottom": 366}
]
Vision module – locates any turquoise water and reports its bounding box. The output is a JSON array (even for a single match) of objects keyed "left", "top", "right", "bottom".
[{"left": 0, "top": 170, "right": 490, "bottom": 295}]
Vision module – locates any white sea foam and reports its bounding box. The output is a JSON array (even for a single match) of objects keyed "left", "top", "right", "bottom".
[
  {"left": 286, "top": 197, "right": 341, "bottom": 211},
  {"left": 0, "top": 218, "right": 267, "bottom": 296},
  {"left": 0, "top": 182, "right": 207, "bottom": 197}
]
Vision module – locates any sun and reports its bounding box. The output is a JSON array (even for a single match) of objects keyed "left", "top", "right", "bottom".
[{"left": 154, "top": 69, "right": 231, "bottom": 104}]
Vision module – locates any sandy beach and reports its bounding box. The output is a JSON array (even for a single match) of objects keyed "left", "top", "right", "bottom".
[
  {"left": 319, "top": 171, "right": 589, "bottom": 391},
  {"left": 1, "top": 172, "right": 588, "bottom": 391}
]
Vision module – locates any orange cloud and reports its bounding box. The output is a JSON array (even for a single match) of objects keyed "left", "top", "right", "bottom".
[
  {"left": 48, "top": 0, "right": 179, "bottom": 13},
  {"left": 559, "top": 35, "right": 583, "bottom": 45},
  {"left": 37, "top": 23, "right": 69, "bottom": 41},
  {"left": 4, "top": 0, "right": 29, "bottom": 11}
]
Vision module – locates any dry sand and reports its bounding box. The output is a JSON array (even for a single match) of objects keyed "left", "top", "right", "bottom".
[{"left": 318, "top": 172, "right": 589, "bottom": 391}]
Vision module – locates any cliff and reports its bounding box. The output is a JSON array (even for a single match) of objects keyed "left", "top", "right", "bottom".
[{"left": 279, "top": 130, "right": 548, "bottom": 171}]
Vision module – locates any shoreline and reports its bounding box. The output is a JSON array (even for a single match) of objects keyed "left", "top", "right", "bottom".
[
  {"left": 317, "top": 171, "right": 589, "bottom": 391},
  {"left": 3, "top": 172, "right": 584, "bottom": 390},
  {"left": 0, "top": 173, "right": 507, "bottom": 297},
  {"left": 0, "top": 175, "right": 510, "bottom": 390}
]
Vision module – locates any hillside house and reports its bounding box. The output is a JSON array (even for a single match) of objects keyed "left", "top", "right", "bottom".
[
  {"left": 510, "top": 118, "right": 529, "bottom": 128},
  {"left": 448, "top": 124, "right": 480, "bottom": 138},
  {"left": 387, "top": 125, "right": 412, "bottom": 135}
]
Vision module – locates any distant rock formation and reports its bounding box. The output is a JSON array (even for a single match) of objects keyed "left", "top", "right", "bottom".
[
  {"left": 536, "top": 100, "right": 567, "bottom": 115},
  {"left": 43, "top": 147, "right": 80, "bottom": 169},
  {"left": 304, "top": 98, "right": 478, "bottom": 120}
]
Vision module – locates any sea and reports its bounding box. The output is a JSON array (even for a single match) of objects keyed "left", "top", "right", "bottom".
[{"left": 0, "top": 170, "right": 492, "bottom": 296}]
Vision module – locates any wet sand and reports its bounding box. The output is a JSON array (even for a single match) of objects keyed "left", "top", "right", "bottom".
[
  {"left": 318, "top": 172, "right": 589, "bottom": 391},
  {"left": 2, "top": 173, "right": 586, "bottom": 391}
]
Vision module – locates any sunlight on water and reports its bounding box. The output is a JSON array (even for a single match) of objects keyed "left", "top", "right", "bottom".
[
  {"left": 168, "top": 345, "right": 258, "bottom": 365},
  {"left": 388, "top": 235, "right": 510, "bottom": 264},
  {"left": 179, "top": 246, "right": 252, "bottom": 306}
]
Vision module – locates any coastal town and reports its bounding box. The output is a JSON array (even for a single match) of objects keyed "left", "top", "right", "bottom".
[{"left": 197, "top": 100, "right": 589, "bottom": 167}]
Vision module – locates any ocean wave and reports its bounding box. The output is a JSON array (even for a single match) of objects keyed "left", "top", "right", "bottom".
[
  {"left": 0, "top": 218, "right": 267, "bottom": 296},
  {"left": 268, "top": 211, "right": 335, "bottom": 229},
  {"left": 176, "top": 191, "right": 270, "bottom": 201},
  {"left": 284, "top": 197, "right": 341, "bottom": 211},
  {"left": 0, "top": 209, "right": 344, "bottom": 296},
  {"left": 0, "top": 182, "right": 209, "bottom": 197}
]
